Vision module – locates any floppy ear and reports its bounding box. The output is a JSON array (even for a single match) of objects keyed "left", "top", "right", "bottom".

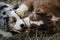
[
  {"left": 13, "top": 4, "right": 19, "bottom": 10},
  {"left": 0, "top": 5, "right": 8, "bottom": 10}
]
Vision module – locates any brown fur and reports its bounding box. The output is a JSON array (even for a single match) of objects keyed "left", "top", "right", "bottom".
[
  {"left": 22, "top": 0, "right": 60, "bottom": 18},
  {"left": 29, "top": 13, "right": 41, "bottom": 21},
  {"left": 28, "top": 6, "right": 57, "bottom": 35},
  {"left": 15, "top": 0, "right": 60, "bottom": 18},
  {"left": 12, "top": 16, "right": 17, "bottom": 22},
  {"left": 8, "top": 23, "right": 14, "bottom": 31}
]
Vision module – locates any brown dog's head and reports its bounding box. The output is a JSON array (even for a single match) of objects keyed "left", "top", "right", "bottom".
[{"left": 33, "top": 6, "right": 53, "bottom": 21}]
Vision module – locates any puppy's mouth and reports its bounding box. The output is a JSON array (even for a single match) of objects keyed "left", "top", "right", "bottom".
[
  {"left": 12, "top": 29, "right": 24, "bottom": 33},
  {"left": 7, "top": 28, "right": 24, "bottom": 34},
  {"left": 7, "top": 29, "right": 24, "bottom": 35}
]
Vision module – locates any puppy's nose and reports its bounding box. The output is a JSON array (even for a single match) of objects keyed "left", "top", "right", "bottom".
[{"left": 20, "top": 24, "right": 25, "bottom": 28}]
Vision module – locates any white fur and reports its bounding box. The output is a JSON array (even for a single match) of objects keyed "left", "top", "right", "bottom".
[
  {"left": 23, "top": 17, "right": 44, "bottom": 27},
  {"left": 23, "top": 17, "right": 30, "bottom": 27},
  {"left": 52, "top": 15, "right": 60, "bottom": 21},
  {"left": 30, "top": 20, "right": 44, "bottom": 25},
  {"left": 19, "top": 4, "right": 28, "bottom": 12},
  {"left": 16, "top": 4, "right": 28, "bottom": 17},
  {"left": 14, "top": 19, "right": 24, "bottom": 30}
]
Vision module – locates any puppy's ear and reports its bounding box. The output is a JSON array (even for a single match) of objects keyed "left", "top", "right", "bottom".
[
  {"left": 0, "top": 5, "right": 8, "bottom": 10},
  {"left": 36, "top": 7, "right": 46, "bottom": 15}
]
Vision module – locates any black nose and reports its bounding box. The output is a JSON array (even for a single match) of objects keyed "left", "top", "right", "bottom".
[{"left": 20, "top": 24, "right": 25, "bottom": 28}]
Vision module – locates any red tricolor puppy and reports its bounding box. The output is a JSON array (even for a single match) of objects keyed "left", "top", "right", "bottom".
[
  {"left": 23, "top": 6, "right": 57, "bottom": 34},
  {"left": 35, "top": 6, "right": 57, "bottom": 34}
]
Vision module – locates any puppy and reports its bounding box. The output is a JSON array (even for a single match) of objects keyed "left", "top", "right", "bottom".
[
  {"left": 0, "top": 2, "right": 25, "bottom": 33},
  {"left": 23, "top": 6, "right": 57, "bottom": 35}
]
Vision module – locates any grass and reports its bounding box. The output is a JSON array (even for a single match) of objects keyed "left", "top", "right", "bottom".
[
  {"left": 0, "top": 29, "right": 60, "bottom": 40},
  {"left": 0, "top": 20, "right": 60, "bottom": 40}
]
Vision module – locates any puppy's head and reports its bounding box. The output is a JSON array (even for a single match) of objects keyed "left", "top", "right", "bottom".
[
  {"left": 34, "top": 6, "right": 53, "bottom": 21},
  {"left": 0, "top": 2, "right": 25, "bottom": 33}
]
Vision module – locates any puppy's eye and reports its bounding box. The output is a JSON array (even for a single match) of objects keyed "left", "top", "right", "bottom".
[
  {"left": 3, "top": 11, "right": 6, "bottom": 15},
  {"left": 13, "top": 19, "right": 16, "bottom": 22},
  {"left": 12, "top": 17, "right": 17, "bottom": 22},
  {"left": 10, "top": 9, "right": 12, "bottom": 11}
]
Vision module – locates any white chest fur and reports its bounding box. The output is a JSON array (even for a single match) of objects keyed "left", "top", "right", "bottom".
[{"left": 23, "top": 17, "right": 44, "bottom": 27}]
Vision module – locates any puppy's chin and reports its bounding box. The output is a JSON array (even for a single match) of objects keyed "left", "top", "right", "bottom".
[{"left": 6, "top": 30, "right": 19, "bottom": 34}]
